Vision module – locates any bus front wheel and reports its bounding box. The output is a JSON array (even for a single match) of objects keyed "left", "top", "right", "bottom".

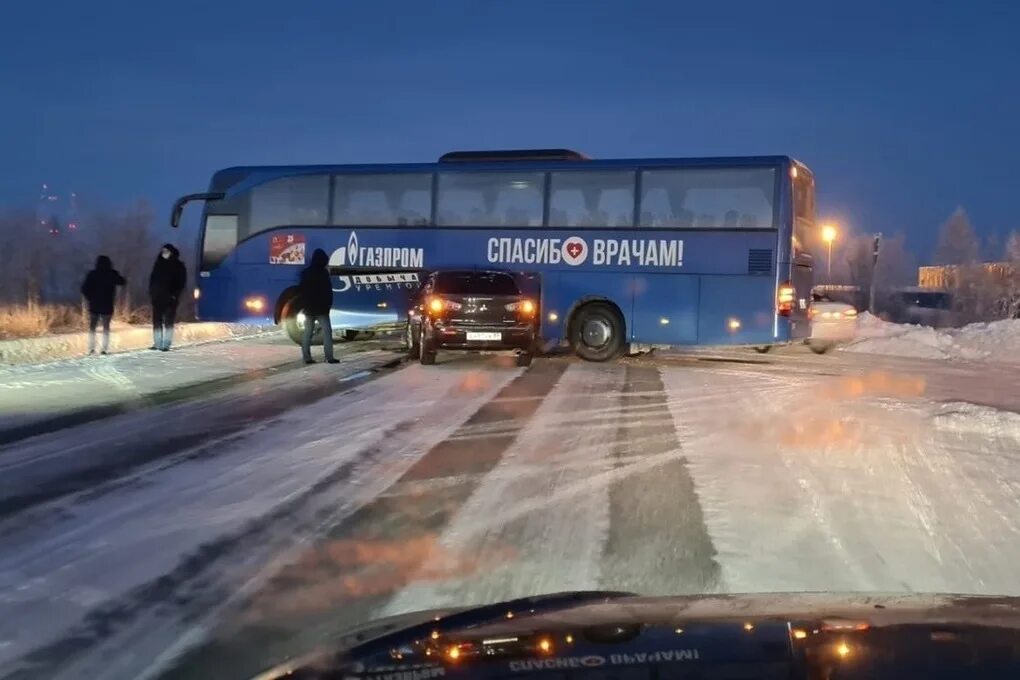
[
  {"left": 570, "top": 302, "right": 624, "bottom": 362},
  {"left": 283, "top": 310, "right": 323, "bottom": 346}
]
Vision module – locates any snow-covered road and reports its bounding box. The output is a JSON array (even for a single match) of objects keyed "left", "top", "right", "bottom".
[
  {"left": 1, "top": 339, "right": 1019, "bottom": 680},
  {"left": 0, "top": 334, "right": 300, "bottom": 435}
]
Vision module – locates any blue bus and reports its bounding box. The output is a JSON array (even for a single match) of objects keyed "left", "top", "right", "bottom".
[{"left": 171, "top": 149, "right": 816, "bottom": 360}]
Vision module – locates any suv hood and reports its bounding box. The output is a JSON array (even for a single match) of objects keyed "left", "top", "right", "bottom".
[{"left": 254, "top": 591, "right": 1020, "bottom": 679}]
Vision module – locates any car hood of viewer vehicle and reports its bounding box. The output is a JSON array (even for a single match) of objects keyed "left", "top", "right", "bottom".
[{"left": 253, "top": 591, "right": 1020, "bottom": 679}]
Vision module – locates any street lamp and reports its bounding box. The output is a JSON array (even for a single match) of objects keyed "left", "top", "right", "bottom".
[{"left": 821, "top": 224, "right": 838, "bottom": 279}]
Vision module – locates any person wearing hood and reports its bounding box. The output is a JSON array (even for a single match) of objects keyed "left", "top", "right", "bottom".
[
  {"left": 80, "top": 255, "right": 126, "bottom": 355},
  {"left": 148, "top": 243, "right": 187, "bottom": 351},
  {"left": 297, "top": 247, "right": 339, "bottom": 364}
]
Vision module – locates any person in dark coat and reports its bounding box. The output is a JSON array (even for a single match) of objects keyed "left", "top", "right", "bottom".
[
  {"left": 297, "top": 248, "right": 338, "bottom": 364},
  {"left": 148, "top": 243, "right": 187, "bottom": 351},
  {"left": 80, "top": 255, "right": 126, "bottom": 355}
]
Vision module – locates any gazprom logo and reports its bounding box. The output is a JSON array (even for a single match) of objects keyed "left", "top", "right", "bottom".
[
  {"left": 347, "top": 232, "right": 360, "bottom": 265},
  {"left": 328, "top": 230, "right": 424, "bottom": 269}
]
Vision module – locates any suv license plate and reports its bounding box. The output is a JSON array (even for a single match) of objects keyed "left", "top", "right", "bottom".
[{"left": 466, "top": 332, "right": 502, "bottom": 341}]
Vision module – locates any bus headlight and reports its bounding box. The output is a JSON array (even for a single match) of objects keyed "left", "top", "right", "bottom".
[
  {"left": 193, "top": 288, "right": 201, "bottom": 300},
  {"left": 244, "top": 296, "right": 267, "bottom": 313}
]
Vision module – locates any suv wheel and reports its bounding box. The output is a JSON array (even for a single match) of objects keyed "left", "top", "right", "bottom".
[{"left": 419, "top": 324, "right": 437, "bottom": 365}]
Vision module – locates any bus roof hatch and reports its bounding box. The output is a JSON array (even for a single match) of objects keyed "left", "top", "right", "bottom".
[{"left": 439, "top": 149, "right": 590, "bottom": 163}]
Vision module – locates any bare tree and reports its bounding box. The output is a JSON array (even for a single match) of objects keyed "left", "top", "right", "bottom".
[
  {"left": 843, "top": 232, "right": 916, "bottom": 314},
  {"left": 1002, "top": 230, "right": 1020, "bottom": 319},
  {"left": 934, "top": 207, "right": 980, "bottom": 265},
  {"left": 87, "top": 201, "right": 162, "bottom": 320}
]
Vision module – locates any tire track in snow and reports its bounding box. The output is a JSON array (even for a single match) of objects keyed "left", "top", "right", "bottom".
[
  {"left": 0, "top": 362, "right": 521, "bottom": 680},
  {"left": 154, "top": 359, "right": 566, "bottom": 680},
  {"left": 381, "top": 362, "right": 625, "bottom": 616},
  {"left": 0, "top": 350, "right": 399, "bottom": 518},
  {"left": 599, "top": 364, "right": 720, "bottom": 595}
]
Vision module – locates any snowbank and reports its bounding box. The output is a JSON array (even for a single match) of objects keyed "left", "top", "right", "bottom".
[
  {"left": 842, "top": 313, "right": 1020, "bottom": 364},
  {"left": 0, "top": 322, "right": 279, "bottom": 367}
]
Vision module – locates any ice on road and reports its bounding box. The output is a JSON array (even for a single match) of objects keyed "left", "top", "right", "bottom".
[
  {"left": 661, "top": 364, "right": 1020, "bottom": 595},
  {"left": 0, "top": 359, "right": 521, "bottom": 678},
  {"left": 2, "top": 339, "right": 1020, "bottom": 680},
  {"left": 0, "top": 334, "right": 298, "bottom": 432}
]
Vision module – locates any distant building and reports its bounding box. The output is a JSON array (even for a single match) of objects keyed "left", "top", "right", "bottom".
[{"left": 918, "top": 262, "right": 1011, "bottom": 289}]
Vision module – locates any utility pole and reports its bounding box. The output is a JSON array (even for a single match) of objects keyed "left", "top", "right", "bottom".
[{"left": 868, "top": 233, "right": 882, "bottom": 314}]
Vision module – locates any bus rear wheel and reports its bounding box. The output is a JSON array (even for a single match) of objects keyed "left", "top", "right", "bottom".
[{"left": 570, "top": 302, "right": 624, "bottom": 362}]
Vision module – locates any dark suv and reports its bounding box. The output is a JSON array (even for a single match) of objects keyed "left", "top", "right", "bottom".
[{"left": 406, "top": 270, "right": 538, "bottom": 366}]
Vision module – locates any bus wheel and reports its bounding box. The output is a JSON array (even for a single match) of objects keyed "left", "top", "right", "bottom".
[
  {"left": 341, "top": 329, "right": 359, "bottom": 342},
  {"left": 809, "top": 341, "right": 832, "bottom": 354},
  {"left": 570, "top": 302, "right": 624, "bottom": 362},
  {"left": 283, "top": 310, "right": 322, "bottom": 346},
  {"left": 754, "top": 345, "right": 772, "bottom": 354}
]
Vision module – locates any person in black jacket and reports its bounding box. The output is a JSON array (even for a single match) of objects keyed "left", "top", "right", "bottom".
[
  {"left": 148, "top": 243, "right": 187, "bottom": 351},
  {"left": 80, "top": 255, "right": 126, "bottom": 355},
  {"left": 297, "top": 248, "right": 338, "bottom": 364}
]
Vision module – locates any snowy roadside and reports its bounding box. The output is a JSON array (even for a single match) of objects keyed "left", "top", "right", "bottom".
[
  {"left": 841, "top": 312, "right": 1020, "bottom": 364},
  {"left": 0, "top": 322, "right": 279, "bottom": 367},
  {"left": 0, "top": 333, "right": 303, "bottom": 435}
]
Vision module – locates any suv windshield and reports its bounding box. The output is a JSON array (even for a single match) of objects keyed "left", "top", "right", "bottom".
[{"left": 434, "top": 272, "right": 520, "bottom": 295}]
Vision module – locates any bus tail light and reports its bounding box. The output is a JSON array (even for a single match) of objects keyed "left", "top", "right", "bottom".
[{"left": 777, "top": 283, "right": 796, "bottom": 317}]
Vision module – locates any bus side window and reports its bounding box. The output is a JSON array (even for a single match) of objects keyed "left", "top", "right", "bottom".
[
  {"left": 333, "top": 174, "right": 432, "bottom": 226},
  {"left": 437, "top": 172, "right": 544, "bottom": 227},
  {"left": 548, "top": 171, "right": 636, "bottom": 228},
  {"left": 639, "top": 168, "right": 776, "bottom": 229},
  {"left": 202, "top": 215, "right": 238, "bottom": 270},
  {"left": 248, "top": 175, "right": 329, "bottom": 236}
]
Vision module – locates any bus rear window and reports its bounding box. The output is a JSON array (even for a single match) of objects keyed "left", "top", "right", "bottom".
[
  {"left": 434, "top": 272, "right": 520, "bottom": 295},
  {"left": 639, "top": 168, "right": 776, "bottom": 229},
  {"left": 793, "top": 167, "right": 815, "bottom": 224}
]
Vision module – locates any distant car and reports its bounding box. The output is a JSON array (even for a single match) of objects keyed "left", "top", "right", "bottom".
[
  {"left": 406, "top": 270, "right": 538, "bottom": 367},
  {"left": 808, "top": 293, "right": 859, "bottom": 353},
  {"left": 895, "top": 289, "right": 959, "bottom": 327}
]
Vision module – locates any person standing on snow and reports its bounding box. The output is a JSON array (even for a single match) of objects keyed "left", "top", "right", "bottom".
[
  {"left": 80, "top": 255, "right": 126, "bottom": 355},
  {"left": 297, "top": 247, "right": 339, "bottom": 364},
  {"left": 148, "top": 243, "right": 187, "bottom": 351}
]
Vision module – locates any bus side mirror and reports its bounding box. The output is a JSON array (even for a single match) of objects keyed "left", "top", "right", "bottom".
[
  {"left": 169, "top": 192, "right": 226, "bottom": 229},
  {"left": 171, "top": 202, "right": 185, "bottom": 229}
]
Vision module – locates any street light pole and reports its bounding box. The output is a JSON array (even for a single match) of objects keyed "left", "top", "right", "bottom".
[{"left": 821, "top": 224, "right": 838, "bottom": 282}]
